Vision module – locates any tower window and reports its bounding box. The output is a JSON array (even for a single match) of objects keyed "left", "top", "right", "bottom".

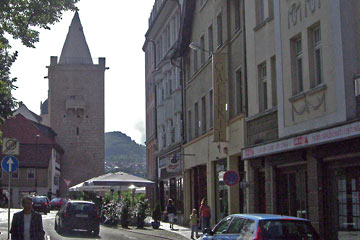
[{"left": 76, "top": 127, "right": 79, "bottom": 136}]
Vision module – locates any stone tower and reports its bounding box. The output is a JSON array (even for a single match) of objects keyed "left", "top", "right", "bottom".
[{"left": 46, "top": 12, "right": 105, "bottom": 195}]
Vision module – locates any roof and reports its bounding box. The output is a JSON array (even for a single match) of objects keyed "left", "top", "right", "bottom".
[
  {"left": 13, "top": 104, "right": 42, "bottom": 123},
  {"left": 89, "top": 171, "right": 154, "bottom": 187},
  {"left": 59, "top": 11, "right": 93, "bottom": 65},
  {"left": 0, "top": 144, "right": 53, "bottom": 168},
  {"left": 229, "top": 214, "right": 309, "bottom": 221}
]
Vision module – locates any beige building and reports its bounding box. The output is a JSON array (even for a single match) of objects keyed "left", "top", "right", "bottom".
[
  {"left": 180, "top": 0, "right": 246, "bottom": 225},
  {"left": 44, "top": 12, "right": 106, "bottom": 195},
  {"left": 242, "top": 0, "right": 360, "bottom": 239}
]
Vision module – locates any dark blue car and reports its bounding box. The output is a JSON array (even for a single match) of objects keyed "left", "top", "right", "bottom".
[{"left": 201, "top": 214, "right": 321, "bottom": 240}]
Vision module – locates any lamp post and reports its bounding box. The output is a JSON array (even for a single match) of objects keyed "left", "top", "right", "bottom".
[
  {"left": 128, "top": 184, "right": 136, "bottom": 207},
  {"left": 35, "top": 134, "right": 40, "bottom": 195}
]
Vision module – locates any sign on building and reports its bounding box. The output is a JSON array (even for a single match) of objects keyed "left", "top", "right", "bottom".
[
  {"left": 213, "top": 53, "right": 227, "bottom": 142},
  {"left": 2, "top": 138, "right": 20, "bottom": 156}
]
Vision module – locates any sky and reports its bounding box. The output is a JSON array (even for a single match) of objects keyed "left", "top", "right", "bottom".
[{"left": 9, "top": 1, "right": 155, "bottom": 145}]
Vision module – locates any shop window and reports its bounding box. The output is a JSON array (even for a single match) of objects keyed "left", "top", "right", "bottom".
[
  {"left": 12, "top": 170, "right": 19, "bottom": 179},
  {"left": 337, "top": 169, "right": 360, "bottom": 232}
]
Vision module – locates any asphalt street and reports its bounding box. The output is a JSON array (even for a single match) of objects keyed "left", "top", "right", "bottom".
[{"left": 0, "top": 209, "right": 189, "bottom": 240}]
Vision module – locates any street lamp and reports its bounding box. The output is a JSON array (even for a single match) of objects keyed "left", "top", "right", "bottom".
[
  {"left": 189, "top": 42, "right": 212, "bottom": 54},
  {"left": 128, "top": 184, "right": 136, "bottom": 207}
]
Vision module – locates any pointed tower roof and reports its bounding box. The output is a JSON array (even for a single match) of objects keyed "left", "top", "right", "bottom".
[{"left": 59, "top": 12, "right": 93, "bottom": 64}]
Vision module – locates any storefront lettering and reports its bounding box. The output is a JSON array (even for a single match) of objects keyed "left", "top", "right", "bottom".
[
  {"left": 242, "top": 121, "right": 360, "bottom": 160},
  {"left": 288, "top": 0, "right": 321, "bottom": 29}
]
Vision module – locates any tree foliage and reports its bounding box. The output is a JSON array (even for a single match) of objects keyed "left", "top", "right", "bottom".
[{"left": 0, "top": 0, "right": 79, "bottom": 123}]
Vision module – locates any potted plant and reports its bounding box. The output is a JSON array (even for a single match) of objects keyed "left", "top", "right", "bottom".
[
  {"left": 120, "top": 197, "right": 131, "bottom": 228},
  {"left": 151, "top": 203, "right": 161, "bottom": 229},
  {"left": 136, "top": 199, "right": 149, "bottom": 228}
]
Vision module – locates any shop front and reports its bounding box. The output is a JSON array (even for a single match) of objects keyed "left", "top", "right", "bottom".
[
  {"left": 243, "top": 120, "right": 360, "bottom": 239},
  {"left": 158, "top": 151, "right": 184, "bottom": 224}
]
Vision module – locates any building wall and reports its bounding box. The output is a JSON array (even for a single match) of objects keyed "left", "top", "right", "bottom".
[
  {"left": 48, "top": 57, "right": 105, "bottom": 194},
  {"left": 182, "top": 0, "right": 245, "bottom": 225}
]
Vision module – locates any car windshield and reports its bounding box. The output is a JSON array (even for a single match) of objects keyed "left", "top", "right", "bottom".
[
  {"left": 67, "top": 203, "right": 96, "bottom": 214},
  {"left": 260, "top": 220, "right": 319, "bottom": 240},
  {"left": 33, "top": 197, "right": 47, "bottom": 203}
]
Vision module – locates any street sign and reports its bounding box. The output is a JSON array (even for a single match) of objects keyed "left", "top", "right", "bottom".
[
  {"left": 64, "top": 179, "right": 72, "bottom": 188},
  {"left": 223, "top": 170, "right": 240, "bottom": 187},
  {"left": 2, "top": 138, "right": 19, "bottom": 155},
  {"left": 1, "top": 156, "right": 19, "bottom": 173}
]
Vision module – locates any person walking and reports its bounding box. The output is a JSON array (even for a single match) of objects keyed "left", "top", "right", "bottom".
[
  {"left": 190, "top": 208, "right": 199, "bottom": 239},
  {"left": 199, "top": 198, "right": 211, "bottom": 233},
  {"left": 166, "top": 199, "right": 176, "bottom": 230},
  {"left": 10, "top": 196, "right": 45, "bottom": 240}
]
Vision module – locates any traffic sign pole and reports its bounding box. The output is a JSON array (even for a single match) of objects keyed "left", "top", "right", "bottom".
[{"left": 8, "top": 174, "right": 10, "bottom": 240}]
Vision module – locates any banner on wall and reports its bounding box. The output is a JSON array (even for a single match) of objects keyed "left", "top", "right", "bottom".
[{"left": 213, "top": 53, "right": 227, "bottom": 142}]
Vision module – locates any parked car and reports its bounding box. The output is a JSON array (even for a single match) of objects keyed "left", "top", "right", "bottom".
[
  {"left": 32, "top": 196, "right": 50, "bottom": 214},
  {"left": 49, "top": 198, "right": 67, "bottom": 210},
  {"left": 55, "top": 200, "right": 100, "bottom": 236},
  {"left": 201, "top": 214, "right": 321, "bottom": 240}
]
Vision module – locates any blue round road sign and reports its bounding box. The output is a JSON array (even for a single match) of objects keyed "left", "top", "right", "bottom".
[
  {"left": 223, "top": 170, "right": 240, "bottom": 186},
  {"left": 1, "top": 156, "right": 19, "bottom": 173}
]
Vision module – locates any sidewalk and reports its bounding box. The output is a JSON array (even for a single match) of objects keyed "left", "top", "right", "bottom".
[{"left": 117, "top": 218, "right": 203, "bottom": 240}]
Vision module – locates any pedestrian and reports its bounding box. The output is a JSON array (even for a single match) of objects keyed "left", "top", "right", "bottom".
[
  {"left": 190, "top": 208, "right": 199, "bottom": 239},
  {"left": 199, "top": 198, "right": 211, "bottom": 233},
  {"left": 166, "top": 199, "right": 176, "bottom": 230},
  {"left": 10, "top": 196, "right": 45, "bottom": 240}
]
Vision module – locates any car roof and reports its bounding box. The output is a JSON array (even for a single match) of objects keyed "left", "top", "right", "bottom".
[
  {"left": 67, "top": 200, "right": 94, "bottom": 204},
  {"left": 229, "top": 214, "right": 309, "bottom": 221}
]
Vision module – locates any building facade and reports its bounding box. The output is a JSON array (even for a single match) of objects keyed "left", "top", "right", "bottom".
[
  {"left": 180, "top": 0, "right": 246, "bottom": 225},
  {"left": 242, "top": 0, "right": 360, "bottom": 239},
  {"left": 0, "top": 113, "right": 63, "bottom": 208},
  {"left": 145, "top": 1, "right": 360, "bottom": 238},
  {"left": 144, "top": 0, "right": 185, "bottom": 222},
  {"left": 45, "top": 12, "right": 106, "bottom": 195}
]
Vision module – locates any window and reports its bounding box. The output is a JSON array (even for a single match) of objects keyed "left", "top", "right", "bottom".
[
  {"left": 201, "top": 96, "right": 207, "bottom": 134},
  {"left": 355, "top": 77, "right": 360, "bottom": 96},
  {"left": 54, "top": 176, "right": 59, "bottom": 186},
  {"left": 200, "top": 35, "right": 205, "bottom": 65},
  {"left": 227, "top": 217, "right": 246, "bottom": 234},
  {"left": 27, "top": 168, "right": 35, "bottom": 179},
  {"left": 167, "top": 26, "right": 171, "bottom": 49},
  {"left": 257, "top": 0, "right": 265, "bottom": 24},
  {"left": 194, "top": 102, "right": 199, "bottom": 137},
  {"left": 188, "top": 110, "right": 192, "bottom": 141},
  {"left": 208, "top": 25, "right": 214, "bottom": 55},
  {"left": 292, "top": 37, "right": 303, "bottom": 94},
  {"left": 271, "top": 56, "right": 277, "bottom": 107},
  {"left": 76, "top": 127, "right": 79, "bottom": 136},
  {"left": 235, "top": 69, "right": 243, "bottom": 115},
  {"left": 168, "top": 71, "right": 173, "bottom": 95},
  {"left": 214, "top": 216, "right": 232, "bottom": 234},
  {"left": 209, "top": 90, "right": 214, "bottom": 128},
  {"left": 12, "top": 170, "right": 19, "bottom": 179},
  {"left": 217, "top": 13, "right": 223, "bottom": 47},
  {"left": 312, "top": 27, "right": 322, "bottom": 87},
  {"left": 259, "top": 63, "right": 268, "bottom": 111},
  {"left": 234, "top": 0, "right": 241, "bottom": 31},
  {"left": 193, "top": 50, "right": 198, "bottom": 74}
]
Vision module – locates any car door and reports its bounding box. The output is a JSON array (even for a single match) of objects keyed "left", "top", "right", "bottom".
[
  {"left": 224, "top": 217, "right": 247, "bottom": 240},
  {"left": 210, "top": 216, "right": 233, "bottom": 240}
]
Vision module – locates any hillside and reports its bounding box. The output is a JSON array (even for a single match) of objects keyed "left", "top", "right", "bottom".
[{"left": 105, "top": 131, "right": 146, "bottom": 177}]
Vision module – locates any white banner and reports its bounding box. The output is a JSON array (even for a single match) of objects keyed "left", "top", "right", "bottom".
[
  {"left": 242, "top": 121, "right": 360, "bottom": 159},
  {"left": 213, "top": 53, "right": 227, "bottom": 142}
]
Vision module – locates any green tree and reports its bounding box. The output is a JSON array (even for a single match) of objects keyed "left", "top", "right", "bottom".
[{"left": 0, "top": 0, "right": 79, "bottom": 124}]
